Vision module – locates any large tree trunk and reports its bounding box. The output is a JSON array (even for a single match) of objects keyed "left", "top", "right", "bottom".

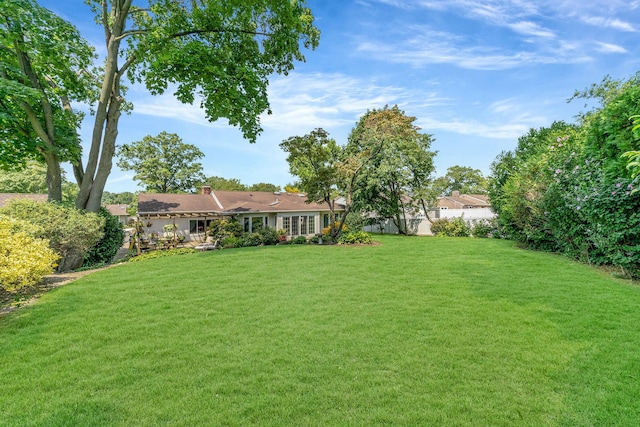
[
  {"left": 42, "top": 151, "right": 63, "bottom": 202},
  {"left": 75, "top": 1, "right": 129, "bottom": 212}
]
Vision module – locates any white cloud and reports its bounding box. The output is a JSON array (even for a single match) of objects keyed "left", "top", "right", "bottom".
[
  {"left": 581, "top": 16, "right": 636, "bottom": 32},
  {"left": 595, "top": 42, "right": 628, "bottom": 54},
  {"left": 261, "top": 73, "right": 445, "bottom": 133},
  {"left": 508, "top": 21, "right": 556, "bottom": 39}
]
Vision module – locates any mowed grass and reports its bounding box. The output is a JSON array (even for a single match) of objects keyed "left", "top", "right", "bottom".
[{"left": 1, "top": 235, "right": 640, "bottom": 426}]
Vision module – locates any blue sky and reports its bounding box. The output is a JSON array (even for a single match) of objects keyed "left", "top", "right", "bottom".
[{"left": 41, "top": 0, "right": 640, "bottom": 193}]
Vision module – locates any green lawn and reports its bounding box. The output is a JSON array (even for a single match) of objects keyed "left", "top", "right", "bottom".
[{"left": 1, "top": 235, "right": 639, "bottom": 426}]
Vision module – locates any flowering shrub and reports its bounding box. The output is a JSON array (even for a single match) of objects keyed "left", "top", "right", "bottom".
[
  {"left": 0, "top": 217, "right": 59, "bottom": 291},
  {"left": 322, "top": 221, "right": 347, "bottom": 236},
  {"left": 488, "top": 79, "right": 640, "bottom": 279}
]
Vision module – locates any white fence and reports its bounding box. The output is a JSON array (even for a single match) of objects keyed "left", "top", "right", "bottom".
[{"left": 363, "top": 208, "right": 496, "bottom": 236}]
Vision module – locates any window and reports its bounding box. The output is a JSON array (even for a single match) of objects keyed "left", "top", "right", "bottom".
[
  {"left": 282, "top": 215, "right": 316, "bottom": 236},
  {"left": 323, "top": 214, "right": 330, "bottom": 228},
  {"left": 190, "top": 219, "right": 213, "bottom": 234}
]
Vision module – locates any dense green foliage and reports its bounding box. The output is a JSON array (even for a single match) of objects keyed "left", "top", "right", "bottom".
[
  {"left": 0, "top": 0, "right": 95, "bottom": 202},
  {"left": 0, "top": 216, "right": 58, "bottom": 290},
  {"left": 280, "top": 128, "right": 344, "bottom": 238},
  {"left": 117, "top": 132, "right": 206, "bottom": 193},
  {"left": 200, "top": 176, "right": 281, "bottom": 192},
  {"left": 83, "top": 207, "right": 125, "bottom": 268},
  {"left": 2, "top": 0, "right": 319, "bottom": 211},
  {"left": 101, "top": 191, "right": 137, "bottom": 206},
  {"left": 337, "top": 230, "right": 373, "bottom": 244},
  {"left": 489, "top": 74, "right": 640, "bottom": 278},
  {"left": 433, "top": 165, "right": 488, "bottom": 196},
  {"left": 0, "top": 200, "right": 103, "bottom": 271},
  {"left": 430, "top": 217, "right": 470, "bottom": 237},
  {"left": 347, "top": 106, "right": 437, "bottom": 235},
  {"left": 2, "top": 236, "right": 640, "bottom": 425},
  {"left": 209, "top": 219, "right": 286, "bottom": 248}
]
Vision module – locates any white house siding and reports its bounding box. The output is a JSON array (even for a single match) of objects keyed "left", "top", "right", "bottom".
[{"left": 139, "top": 217, "right": 214, "bottom": 242}]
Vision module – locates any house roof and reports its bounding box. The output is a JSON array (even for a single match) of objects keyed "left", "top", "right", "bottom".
[
  {"left": 105, "top": 204, "right": 129, "bottom": 217},
  {"left": 212, "top": 191, "right": 333, "bottom": 213},
  {"left": 438, "top": 193, "right": 490, "bottom": 209},
  {"left": 138, "top": 193, "right": 220, "bottom": 217},
  {"left": 0, "top": 193, "right": 47, "bottom": 208},
  {"left": 137, "top": 191, "right": 341, "bottom": 217}
]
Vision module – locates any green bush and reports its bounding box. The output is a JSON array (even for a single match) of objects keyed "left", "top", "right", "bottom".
[
  {"left": 0, "top": 217, "right": 59, "bottom": 291},
  {"left": 242, "top": 233, "right": 263, "bottom": 247},
  {"left": 469, "top": 219, "right": 496, "bottom": 238},
  {"left": 208, "top": 218, "right": 243, "bottom": 242},
  {"left": 292, "top": 235, "right": 307, "bottom": 244},
  {"left": 221, "top": 236, "right": 243, "bottom": 249},
  {"left": 257, "top": 227, "right": 285, "bottom": 246},
  {"left": 338, "top": 230, "right": 373, "bottom": 244},
  {"left": 0, "top": 200, "right": 104, "bottom": 271},
  {"left": 430, "top": 217, "right": 470, "bottom": 237},
  {"left": 83, "top": 207, "right": 124, "bottom": 268}
]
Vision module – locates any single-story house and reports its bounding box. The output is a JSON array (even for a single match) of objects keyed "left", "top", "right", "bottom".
[
  {"left": 364, "top": 191, "right": 495, "bottom": 236},
  {"left": 105, "top": 204, "right": 130, "bottom": 225},
  {"left": 137, "top": 186, "right": 344, "bottom": 242},
  {"left": 0, "top": 193, "right": 48, "bottom": 209}
]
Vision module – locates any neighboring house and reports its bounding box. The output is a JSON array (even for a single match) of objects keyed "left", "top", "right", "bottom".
[
  {"left": 105, "top": 204, "right": 130, "bottom": 225},
  {"left": 0, "top": 193, "right": 47, "bottom": 209},
  {"left": 364, "top": 191, "right": 495, "bottom": 236},
  {"left": 137, "top": 186, "right": 344, "bottom": 242}
]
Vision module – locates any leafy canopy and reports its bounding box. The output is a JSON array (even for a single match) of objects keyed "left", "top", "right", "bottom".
[
  {"left": 347, "top": 105, "right": 436, "bottom": 234},
  {"left": 117, "top": 132, "right": 205, "bottom": 193}
]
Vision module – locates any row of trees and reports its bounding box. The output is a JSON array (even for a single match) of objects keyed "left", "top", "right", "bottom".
[
  {"left": 1, "top": 0, "right": 319, "bottom": 211},
  {"left": 489, "top": 74, "right": 640, "bottom": 278}
]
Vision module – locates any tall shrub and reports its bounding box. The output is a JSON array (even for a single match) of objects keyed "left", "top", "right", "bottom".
[
  {"left": 83, "top": 207, "right": 124, "bottom": 268},
  {"left": 0, "top": 200, "right": 103, "bottom": 272},
  {"left": 0, "top": 217, "right": 58, "bottom": 291}
]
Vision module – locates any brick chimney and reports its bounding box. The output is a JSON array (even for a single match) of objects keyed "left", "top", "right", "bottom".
[
  {"left": 201, "top": 185, "right": 212, "bottom": 195},
  {"left": 452, "top": 190, "right": 460, "bottom": 197}
]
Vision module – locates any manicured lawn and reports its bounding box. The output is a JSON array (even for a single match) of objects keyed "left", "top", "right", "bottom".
[{"left": 1, "top": 235, "right": 639, "bottom": 426}]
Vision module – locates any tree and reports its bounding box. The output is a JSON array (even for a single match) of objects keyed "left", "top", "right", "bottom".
[
  {"left": 280, "top": 128, "right": 344, "bottom": 237},
  {"left": 2, "top": 0, "right": 319, "bottom": 211},
  {"left": 101, "top": 191, "right": 137, "bottom": 205},
  {"left": 0, "top": 0, "right": 95, "bottom": 201},
  {"left": 116, "top": 132, "right": 205, "bottom": 193},
  {"left": 0, "top": 160, "right": 78, "bottom": 203},
  {"left": 202, "top": 176, "right": 247, "bottom": 191},
  {"left": 347, "top": 106, "right": 436, "bottom": 235},
  {"left": 248, "top": 182, "right": 280, "bottom": 192},
  {"left": 433, "top": 165, "right": 488, "bottom": 196},
  {"left": 0, "top": 160, "right": 48, "bottom": 193}
]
